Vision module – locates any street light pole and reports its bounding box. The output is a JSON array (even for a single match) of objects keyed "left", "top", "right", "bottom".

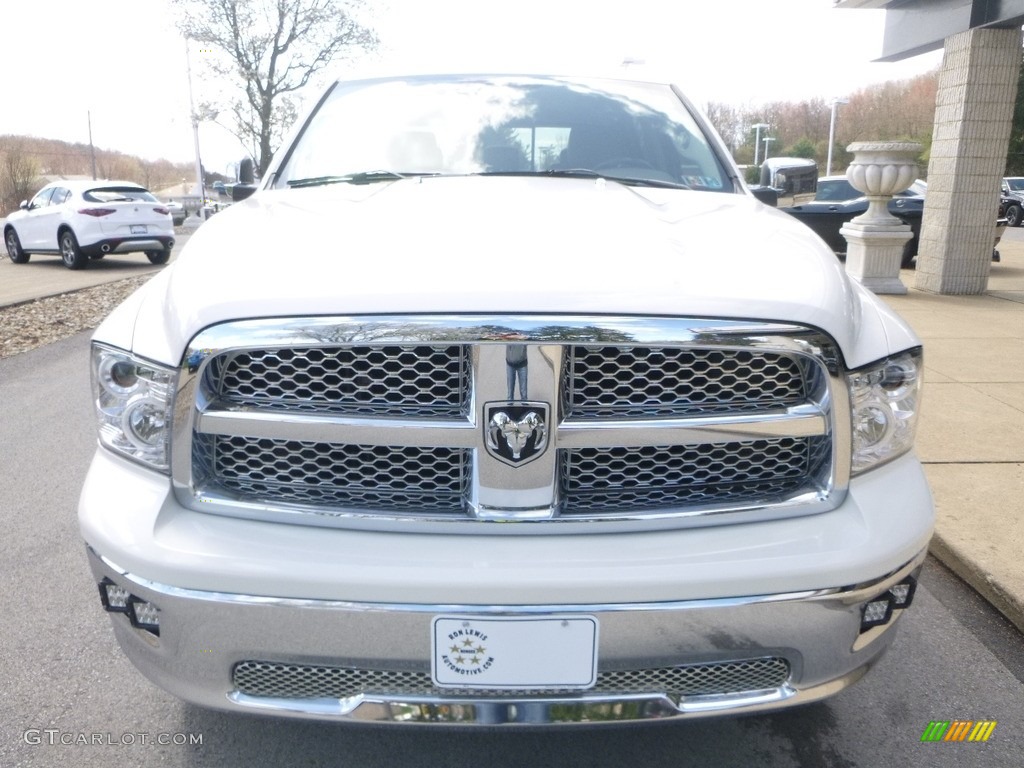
[
  {"left": 751, "top": 123, "right": 769, "bottom": 166},
  {"left": 826, "top": 97, "right": 849, "bottom": 176},
  {"left": 185, "top": 40, "right": 204, "bottom": 221},
  {"left": 763, "top": 136, "right": 775, "bottom": 162}
]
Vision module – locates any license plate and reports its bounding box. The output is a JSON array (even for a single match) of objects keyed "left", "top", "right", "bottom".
[
  {"left": 130, "top": 225, "right": 147, "bottom": 234},
  {"left": 431, "top": 615, "right": 598, "bottom": 690}
]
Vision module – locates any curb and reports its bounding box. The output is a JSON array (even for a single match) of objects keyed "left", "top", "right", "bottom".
[{"left": 930, "top": 535, "right": 1024, "bottom": 634}]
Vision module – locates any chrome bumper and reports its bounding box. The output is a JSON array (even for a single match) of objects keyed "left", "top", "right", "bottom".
[{"left": 88, "top": 546, "right": 926, "bottom": 724}]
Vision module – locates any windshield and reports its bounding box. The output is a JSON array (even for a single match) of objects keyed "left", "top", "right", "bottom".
[
  {"left": 85, "top": 187, "right": 157, "bottom": 203},
  {"left": 273, "top": 75, "right": 733, "bottom": 192},
  {"left": 814, "top": 179, "right": 859, "bottom": 202},
  {"left": 815, "top": 177, "right": 926, "bottom": 202}
]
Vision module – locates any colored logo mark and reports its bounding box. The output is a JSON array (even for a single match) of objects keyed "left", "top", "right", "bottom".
[{"left": 921, "top": 720, "right": 997, "bottom": 742}]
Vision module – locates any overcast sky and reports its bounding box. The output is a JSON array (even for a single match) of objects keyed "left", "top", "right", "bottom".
[{"left": 0, "top": 0, "right": 943, "bottom": 175}]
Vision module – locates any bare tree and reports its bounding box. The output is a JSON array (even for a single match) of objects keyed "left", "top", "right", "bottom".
[
  {"left": 174, "top": 0, "right": 377, "bottom": 175},
  {"left": 0, "top": 140, "right": 40, "bottom": 215},
  {"left": 704, "top": 102, "right": 746, "bottom": 152},
  {"left": 95, "top": 154, "right": 145, "bottom": 184}
]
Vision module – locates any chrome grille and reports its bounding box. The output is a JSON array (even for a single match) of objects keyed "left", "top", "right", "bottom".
[
  {"left": 563, "top": 346, "right": 808, "bottom": 419},
  {"left": 560, "top": 437, "right": 832, "bottom": 514},
  {"left": 193, "top": 435, "right": 469, "bottom": 513},
  {"left": 233, "top": 657, "right": 791, "bottom": 699},
  {"left": 206, "top": 345, "right": 470, "bottom": 417},
  {"left": 177, "top": 316, "right": 844, "bottom": 531}
]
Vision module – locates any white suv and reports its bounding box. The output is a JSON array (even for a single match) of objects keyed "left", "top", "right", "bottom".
[{"left": 4, "top": 180, "right": 174, "bottom": 269}]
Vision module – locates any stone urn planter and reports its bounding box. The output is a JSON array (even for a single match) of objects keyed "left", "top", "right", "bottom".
[{"left": 840, "top": 141, "right": 922, "bottom": 294}]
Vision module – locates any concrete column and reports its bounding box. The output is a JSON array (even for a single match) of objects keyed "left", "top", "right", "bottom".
[{"left": 915, "top": 26, "right": 1022, "bottom": 294}]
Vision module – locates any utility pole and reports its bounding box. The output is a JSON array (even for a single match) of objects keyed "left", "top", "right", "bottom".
[{"left": 87, "top": 111, "right": 97, "bottom": 180}]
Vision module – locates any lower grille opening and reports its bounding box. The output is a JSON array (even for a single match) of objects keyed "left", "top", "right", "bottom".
[{"left": 233, "top": 657, "right": 791, "bottom": 700}]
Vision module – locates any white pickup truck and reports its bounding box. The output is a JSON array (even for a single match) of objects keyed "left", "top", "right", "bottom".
[{"left": 80, "top": 72, "right": 933, "bottom": 725}]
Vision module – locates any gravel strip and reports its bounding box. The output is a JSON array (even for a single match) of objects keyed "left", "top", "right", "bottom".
[{"left": 0, "top": 275, "right": 154, "bottom": 359}]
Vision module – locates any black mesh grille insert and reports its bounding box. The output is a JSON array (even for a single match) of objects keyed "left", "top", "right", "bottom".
[
  {"left": 563, "top": 346, "right": 809, "bottom": 419},
  {"left": 194, "top": 434, "right": 468, "bottom": 514},
  {"left": 206, "top": 345, "right": 470, "bottom": 417},
  {"left": 560, "top": 437, "right": 831, "bottom": 514},
  {"left": 233, "top": 657, "right": 791, "bottom": 699}
]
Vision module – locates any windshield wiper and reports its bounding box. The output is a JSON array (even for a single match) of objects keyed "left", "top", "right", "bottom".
[
  {"left": 476, "top": 169, "right": 602, "bottom": 180},
  {"left": 477, "top": 169, "right": 693, "bottom": 190},
  {"left": 287, "top": 170, "right": 410, "bottom": 188},
  {"left": 607, "top": 177, "right": 694, "bottom": 190}
]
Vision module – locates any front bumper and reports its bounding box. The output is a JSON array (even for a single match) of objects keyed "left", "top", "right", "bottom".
[
  {"left": 80, "top": 446, "right": 933, "bottom": 724},
  {"left": 88, "top": 546, "right": 926, "bottom": 724}
]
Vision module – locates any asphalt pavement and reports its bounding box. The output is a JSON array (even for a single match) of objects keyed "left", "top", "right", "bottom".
[{"left": 0, "top": 227, "right": 192, "bottom": 308}]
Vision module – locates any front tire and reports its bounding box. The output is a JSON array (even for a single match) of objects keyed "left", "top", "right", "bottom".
[
  {"left": 59, "top": 229, "right": 88, "bottom": 270},
  {"left": 146, "top": 249, "right": 170, "bottom": 265},
  {"left": 5, "top": 228, "right": 29, "bottom": 264},
  {"left": 1006, "top": 204, "right": 1022, "bottom": 228}
]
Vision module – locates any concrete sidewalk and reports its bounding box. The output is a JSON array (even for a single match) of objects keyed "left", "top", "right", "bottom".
[{"left": 882, "top": 235, "right": 1024, "bottom": 633}]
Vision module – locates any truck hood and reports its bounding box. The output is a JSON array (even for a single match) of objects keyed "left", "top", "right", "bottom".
[{"left": 118, "top": 175, "right": 917, "bottom": 367}]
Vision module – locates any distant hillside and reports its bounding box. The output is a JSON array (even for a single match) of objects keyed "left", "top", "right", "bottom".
[{"left": 0, "top": 135, "right": 194, "bottom": 213}]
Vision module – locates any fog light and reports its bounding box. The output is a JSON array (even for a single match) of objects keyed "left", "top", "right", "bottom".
[
  {"left": 98, "top": 579, "right": 161, "bottom": 636},
  {"left": 129, "top": 600, "right": 161, "bottom": 635},
  {"left": 861, "top": 597, "right": 893, "bottom": 630},
  {"left": 99, "top": 578, "right": 131, "bottom": 612},
  {"left": 889, "top": 576, "right": 917, "bottom": 607}
]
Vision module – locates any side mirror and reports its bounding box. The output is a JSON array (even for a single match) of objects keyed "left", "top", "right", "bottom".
[
  {"left": 231, "top": 156, "right": 258, "bottom": 201},
  {"left": 238, "top": 157, "right": 255, "bottom": 184},
  {"left": 749, "top": 186, "right": 778, "bottom": 207},
  {"left": 231, "top": 184, "right": 257, "bottom": 202},
  {"left": 19, "top": 200, "right": 28, "bottom": 210}
]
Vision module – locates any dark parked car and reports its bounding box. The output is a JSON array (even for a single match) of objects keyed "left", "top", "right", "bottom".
[
  {"left": 781, "top": 176, "right": 926, "bottom": 268},
  {"left": 1000, "top": 177, "right": 1024, "bottom": 226},
  {"left": 784, "top": 176, "right": 1009, "bottom": 267}
]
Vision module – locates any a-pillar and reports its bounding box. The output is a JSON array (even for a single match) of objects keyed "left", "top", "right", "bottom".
[{"left": 915, "top": 26, "right": 1022, "bottom": 294}]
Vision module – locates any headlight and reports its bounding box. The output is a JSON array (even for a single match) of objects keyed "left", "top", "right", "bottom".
[
  {"left": 847, "top": 349, "right": 923, "bottom": 475},
  {"left": 91, "top": 344, "right": 177, "bottom": 471}
]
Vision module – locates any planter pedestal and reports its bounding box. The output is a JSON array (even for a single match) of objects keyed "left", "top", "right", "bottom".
[
  {"left": 841, "top": 142, "right": 921, "bottom": 295},
  {"left": 840, "top": 223, "right": 910, "bottom": 295}
]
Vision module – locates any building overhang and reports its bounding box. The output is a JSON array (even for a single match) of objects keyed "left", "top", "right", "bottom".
[{"left": 835, "top": 0, "right": 1024, "bottom": 61}]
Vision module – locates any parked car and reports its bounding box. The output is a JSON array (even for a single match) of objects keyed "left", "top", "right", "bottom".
[
  {"left": 781, "top": 176, "right": 926, "bottom": 267},
  {"left": 4, "top": 180, "right": 175, "bottom": 269},
  {"left": 81, "top": 72, "right": 932, "bottom": 725},
  {"left": 164, "top": 200, "right": 186, "bottom": 226},
  {"left": 1000, "top": 177, "right": 1024, "bottom": 226},
  {"left": 749, "top": 157, "right": 818, "bottom": 207}
]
